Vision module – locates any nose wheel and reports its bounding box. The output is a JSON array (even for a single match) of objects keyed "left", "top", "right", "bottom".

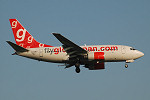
[
  {"left": 75, "top": 63, "right": 80, "bottom": 73},
  {"left": 125, "top": 64, "right": 128, "bottom": 68}
]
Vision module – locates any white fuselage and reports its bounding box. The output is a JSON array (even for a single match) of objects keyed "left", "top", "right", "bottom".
[
  {"left": 17, "top": 45, "right": 144, "bottom": 63},
  {"left": 8, "top": 19, "right": 144, "bottom": 73}
]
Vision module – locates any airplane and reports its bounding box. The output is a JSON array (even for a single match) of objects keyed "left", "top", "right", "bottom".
[{"left": 7, "top": 19, "right": 144, "bottom": 73}]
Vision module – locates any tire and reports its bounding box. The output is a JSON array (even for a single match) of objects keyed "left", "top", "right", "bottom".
[
  {"left": 125, "top": 64, "right": 128, "bottom": 68},
  {"left": 75, "top": 67, "right": 80, "bottom": 73}
]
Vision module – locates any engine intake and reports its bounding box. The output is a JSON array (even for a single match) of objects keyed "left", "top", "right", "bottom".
[{"left": 88, "top": 52, "right": 104, "bottom": 60}]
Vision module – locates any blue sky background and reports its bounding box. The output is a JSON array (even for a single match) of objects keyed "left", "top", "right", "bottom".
[{"left": 0, "top": 0, "right": 150, "bottom": 100}]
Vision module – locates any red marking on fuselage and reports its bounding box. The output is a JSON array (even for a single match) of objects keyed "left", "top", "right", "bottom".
[
  {"left": 45, "top": 46, "right": 118, "bottom": 55},
  {"left": 94, "top": 52, "right": 104, "bottom": 60}
]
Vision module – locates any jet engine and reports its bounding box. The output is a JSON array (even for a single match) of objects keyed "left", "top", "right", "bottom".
[
  {"left": 88, "top": 52, "right": 104, "bottom": 60},
  {"left": 85, "top": 62, "right": 105, "bottom": 70}
]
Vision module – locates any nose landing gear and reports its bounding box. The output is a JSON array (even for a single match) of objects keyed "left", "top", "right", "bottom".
[{"left": 125, "top": 63, "right": 128, "bottom": 68}]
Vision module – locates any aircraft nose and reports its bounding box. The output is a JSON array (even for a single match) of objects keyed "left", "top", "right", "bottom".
[
  {"left": 140, "top": 52, "right": 144, "bottom": 57},
  {"left": 137, "top": 51, "right": 144, "bottom": 58}
]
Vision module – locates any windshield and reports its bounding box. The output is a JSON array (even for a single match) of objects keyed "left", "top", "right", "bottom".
[{"left": 130, "top": 48, "right": 136, "bottom": 50}]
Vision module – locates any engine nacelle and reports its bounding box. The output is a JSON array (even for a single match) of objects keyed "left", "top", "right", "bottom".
[
  {"left": 88, "top": 52, "right": 104, "bottom": 60},
  {"left": 85, "top": 62, "right": 105, "bottom": 70}
]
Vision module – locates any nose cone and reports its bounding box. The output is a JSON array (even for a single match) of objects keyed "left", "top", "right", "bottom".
[
  {"left": 137, "top": 51, "right": 144, "bottom": 58},
  {"left": 140, "top": 52, "right": 144, "bottom": 57}
]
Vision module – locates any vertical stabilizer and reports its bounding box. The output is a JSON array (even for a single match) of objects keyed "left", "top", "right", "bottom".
[{"left": 9, "top": 19, "right": 53, "bottom": 48}]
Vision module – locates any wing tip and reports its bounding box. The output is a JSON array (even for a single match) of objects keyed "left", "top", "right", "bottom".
[
  {"left": 52, "top": 33, "right": 60, "bottom": 35},
  {"left": 6, "top": 41, "right": 11, "bottom": 44}
]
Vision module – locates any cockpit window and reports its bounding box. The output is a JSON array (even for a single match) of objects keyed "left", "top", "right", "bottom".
[{"left": 130, "top": 48, "right": 136, "bottom": 50}]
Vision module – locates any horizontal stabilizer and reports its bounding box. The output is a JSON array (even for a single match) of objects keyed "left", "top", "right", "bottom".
[{"left": 6, "top": 41, "right": 29, "bottom": 52}]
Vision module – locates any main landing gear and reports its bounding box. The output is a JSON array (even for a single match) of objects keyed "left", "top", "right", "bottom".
[{"left": 75, "top": 63, "right": 80, "bottom": 73}]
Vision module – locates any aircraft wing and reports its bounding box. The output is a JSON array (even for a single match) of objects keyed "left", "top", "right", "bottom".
[{"left": 52, "top": 33, "right": 87, "bottom": 58}]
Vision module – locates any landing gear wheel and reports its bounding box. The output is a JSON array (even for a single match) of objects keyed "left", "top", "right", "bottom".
[
  {"left": 125, "top": 64, "right": 128, "bottom": 68},
  {"left": 75, "top": 63, "right": 80, "bottom": 73},
  {"left": 75, "top": 67, "right": 80, "bottom": 73}
]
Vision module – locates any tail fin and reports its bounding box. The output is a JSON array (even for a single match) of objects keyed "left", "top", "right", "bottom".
[{"left": 9, "top": 19, "right": 53, "bottom": 48}]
